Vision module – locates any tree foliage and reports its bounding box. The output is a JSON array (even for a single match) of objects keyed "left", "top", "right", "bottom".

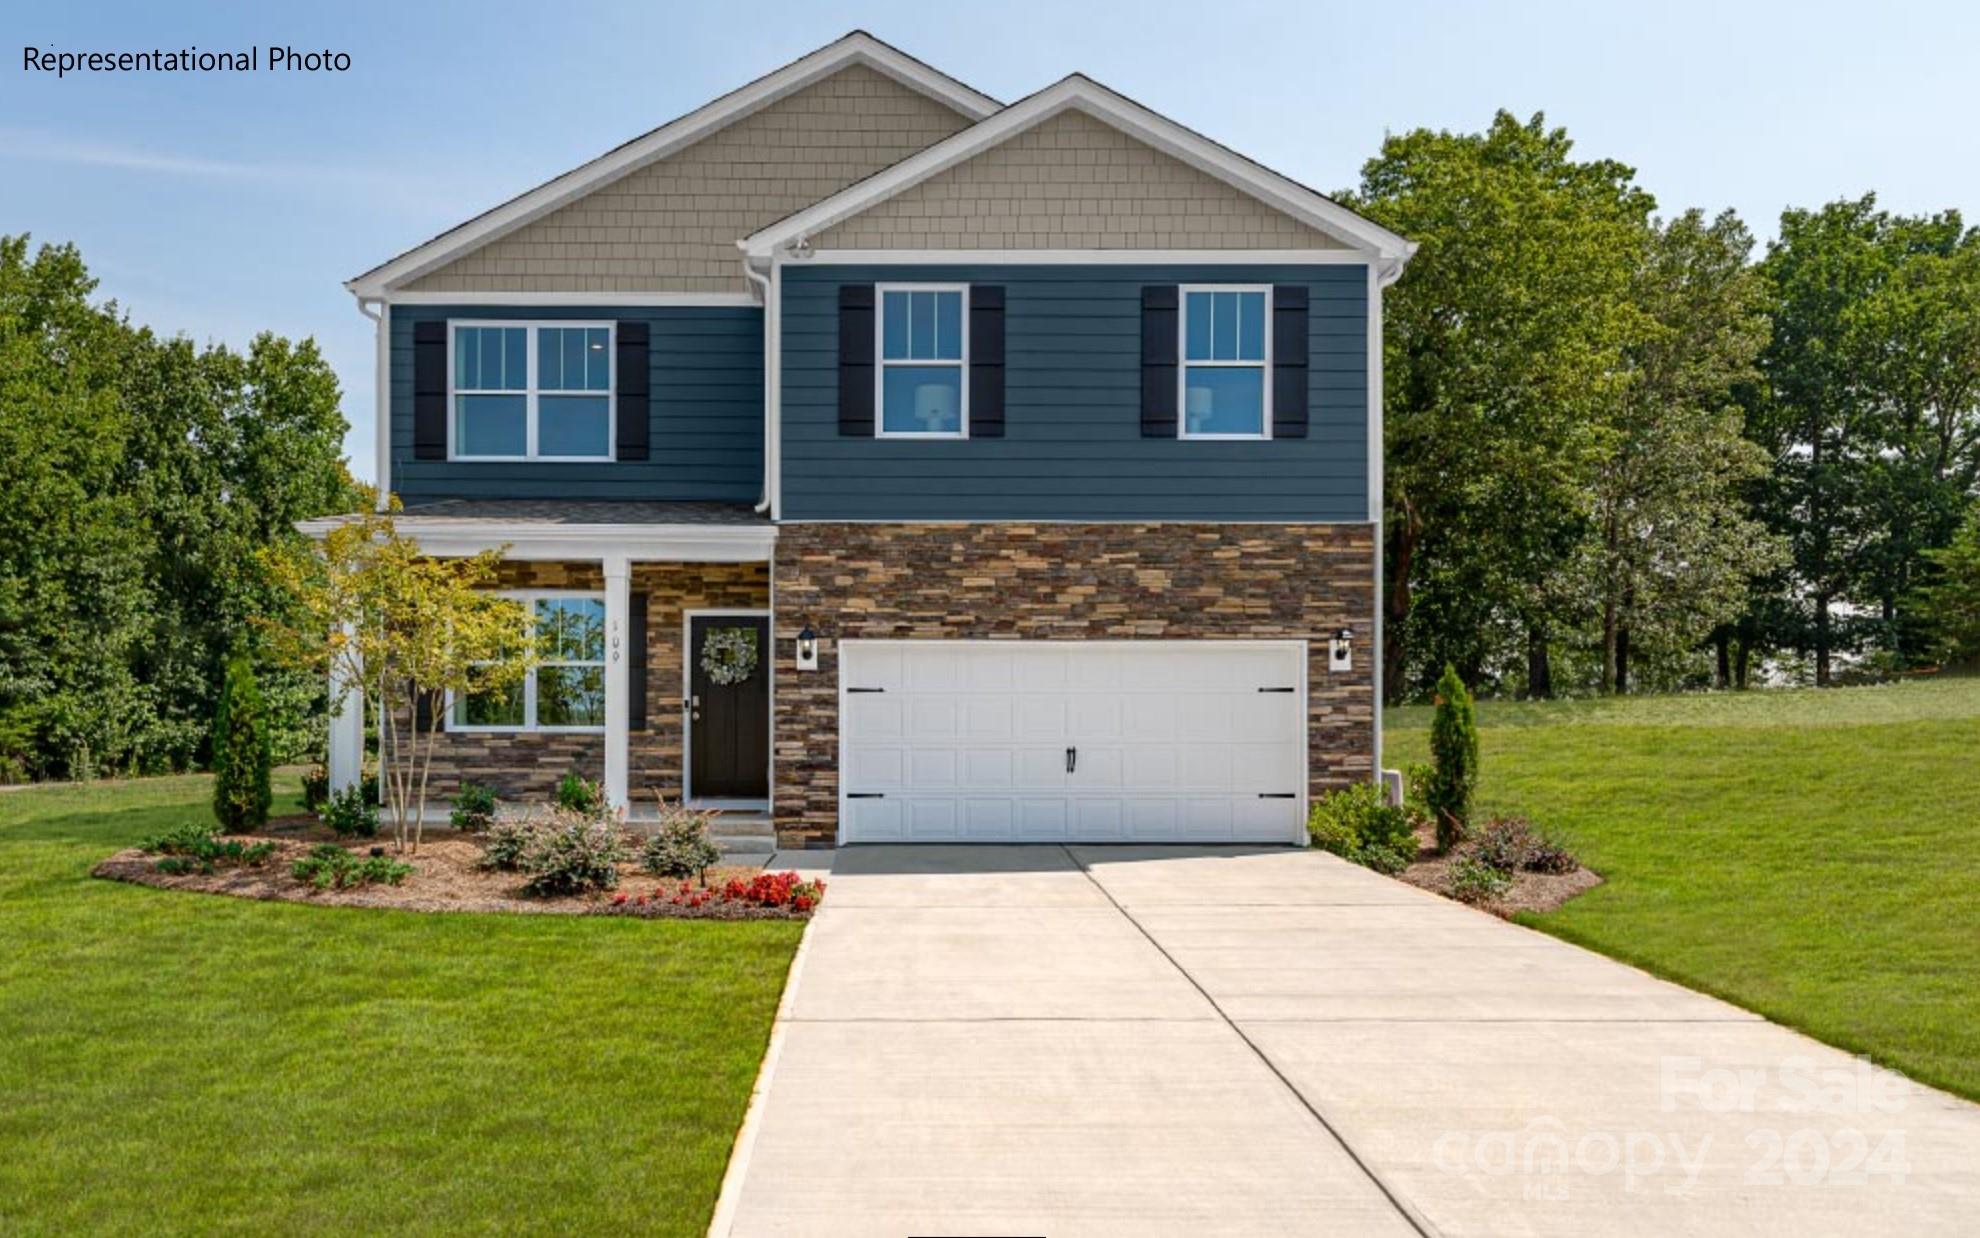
[
  {"left": 1427, "top": 663, "right": 1479, "bottom": 852},
  {"left": 211, "top": 653, "right": 272, "bottom": 831},
  {"left": 259, "top": 499, "right": 535, "bottom": 852},
  {"left": 0, "top": 234, "right": 357, "bottom": 780}
]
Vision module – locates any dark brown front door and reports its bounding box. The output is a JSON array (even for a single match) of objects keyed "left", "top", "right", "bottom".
[{"left": 688, "top": 614, "right": 770, "bottom": 800}]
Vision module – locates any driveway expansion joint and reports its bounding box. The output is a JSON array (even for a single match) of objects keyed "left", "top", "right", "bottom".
[{"left": 1061, "top": 845, "right": 1441, "bottom": 1238}]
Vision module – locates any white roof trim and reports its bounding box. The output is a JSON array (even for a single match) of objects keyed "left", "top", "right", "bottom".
[
  {"left": 743, "top": 75, "right": 1415, "bottom": 263},
  {"left": 346, "top": 32, "right": 999, "bottom": 298},
  {"left": 383, "top": 291, "right": 760, "bottom": 307},
  {"left": 295, "top": 517, "right": 777, "bottom": 563}
]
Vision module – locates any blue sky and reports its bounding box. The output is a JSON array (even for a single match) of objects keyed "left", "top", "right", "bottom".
[{"left": 5, "top": 1, "right": 1976, "bottom": 480}]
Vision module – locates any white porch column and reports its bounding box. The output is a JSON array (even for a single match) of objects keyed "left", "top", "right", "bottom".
[
  {"left": 603, "top": 555, "right": 631, "bottom": 811},
  {"left": 327, "top": 624, "right": 364, "bottom": 794}
]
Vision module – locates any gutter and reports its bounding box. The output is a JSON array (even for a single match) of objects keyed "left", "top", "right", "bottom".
[
  {"left": 355, "top": 295, "right": 390, "bottom": 509},
  {"left": 741, "top": 254, "right": 775, "bottom": 515}
]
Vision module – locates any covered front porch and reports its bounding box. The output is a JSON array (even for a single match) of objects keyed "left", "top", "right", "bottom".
[{"left": 306, "top": 500, "right": 778, "bottom": 815}]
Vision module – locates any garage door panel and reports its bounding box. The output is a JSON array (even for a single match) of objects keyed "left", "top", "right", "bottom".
[
  {"left": 909, "top": 697, "right": 959, "bottom": 737},
  {"left": 846, "top": 695, "right": 903, "bottom": 739},
  {"left": 962, "top": 697, "right": 1014, "bottom": 739},
  {"left": 908, "top": 748, "right": 958, "bottom": 787},
  {"left": 847, "top": 746, "right": 904, "bottom": 788},
  {"left": 841, "top": 642, "right": 1307, "bottom": 845}
]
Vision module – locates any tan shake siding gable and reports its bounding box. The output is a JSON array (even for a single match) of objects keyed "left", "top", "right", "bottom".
[
  {"left": 771, "top": 522, "right": 1376, "bottom": 849},
  {"left": 403, "top": 64, "right": 974, "bottom": 295},
  {"left": 810, "top": 107, "right": 1350, "bottom": 251}
]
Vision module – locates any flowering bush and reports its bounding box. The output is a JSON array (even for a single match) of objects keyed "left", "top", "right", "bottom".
[
  {"left": 606, "top": 870, "right": 826, "bottom": 918},
  {"left": 1471, "top": 814, "right": 1579, "bottom": 875}
]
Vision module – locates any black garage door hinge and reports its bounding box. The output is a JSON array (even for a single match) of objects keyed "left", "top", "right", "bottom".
[
  {"left": 1257, "top": 686, "right": 1296, "bottom": 693},
  {"left": 847, "top": 687, "right": 886, "bottom": 693},
  {"left": 848, "top": 792, "right": 886, "bottom": 799},
  {"left": 1257, "top": 792, "right": 1297, "bottom": 799}
]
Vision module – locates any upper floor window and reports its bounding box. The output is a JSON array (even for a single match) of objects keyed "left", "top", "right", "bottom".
[
  {"left": 451, "top": 594, "right": 606, "bottom": 731},
  {"left": 1181, "top": 287, "right": 1270, "bottom": 439},
  {"left": 878, "top": 285, "right": 966, "bottom": 437},
  {"left": 452, "top": 322, "right": 613, "bottom": 460}
]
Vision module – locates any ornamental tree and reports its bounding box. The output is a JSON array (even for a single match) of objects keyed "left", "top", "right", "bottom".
[
  {"left": 210, "top": 652, "right": 272, "bottom": 832},
  {"left": 259, "top": 493, "right": 533, "bottom": 852},
  {"left": 1427, "top": 663, "right": 1479, "bottom": 852}
]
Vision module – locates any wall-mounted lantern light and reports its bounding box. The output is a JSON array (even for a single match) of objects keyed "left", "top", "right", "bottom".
[
  {"left": 1328, "top": 627, "right": 1354, "bottom": 673},
  {"left": 795, "top": 624, "right": 819, "bottom": 671}
]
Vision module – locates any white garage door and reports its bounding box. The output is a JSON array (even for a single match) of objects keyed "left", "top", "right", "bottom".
[{"left": 839, "top": 641, "right": 1307, "bottom": 845}]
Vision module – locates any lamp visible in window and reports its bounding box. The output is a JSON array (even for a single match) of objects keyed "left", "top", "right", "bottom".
[
  {"left": 795, "top": 625, "right": 819, "bottom": 672},
  {"left": 1329, "top": 627, "right": 1353, "bottom": 673}
]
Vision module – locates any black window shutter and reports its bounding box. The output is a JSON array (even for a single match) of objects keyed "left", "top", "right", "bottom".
[
  {"left": 969, "top": 286, "right": 1005, "bottom": 438},
  {"left": 412, "top": 320, "right": 447, "bottom": 460},
  {"left": 615, "top": 321, "right": 650, "bottom": 461},
  {"left": 838, "top": 284, "right": 876, "bottom": 436},
  {"left": 1140, "top": 286, "right": 1179, "bottom": 438},
  {"left": 1272, "top": 285, "right": 1309, "bottom": 439},
  {"left": 412, "top": 682, "right": 435, "bottom": 733},
  {"left": 628, "top": 592, "right": 648, "bottom": 732}
]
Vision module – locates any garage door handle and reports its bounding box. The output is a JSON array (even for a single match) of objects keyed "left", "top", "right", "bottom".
[
  {"left": 1258, "top": 793, "right": 1297, "bottom": 799},
  {"left": 848, "top": 792, "right": 885, "bottom": 799}
]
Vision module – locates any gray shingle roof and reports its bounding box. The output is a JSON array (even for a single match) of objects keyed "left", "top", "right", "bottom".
[{"left": 397, "top": 499, "right": 768, "bottom": 526}]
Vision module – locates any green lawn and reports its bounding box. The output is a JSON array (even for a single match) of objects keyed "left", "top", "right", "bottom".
[
  {"left": 1388, "top": 677, "right": 1980, "bottom": 1101},
  {"left": 0, "top": 775, "right": 803, "bottom": 1236}
]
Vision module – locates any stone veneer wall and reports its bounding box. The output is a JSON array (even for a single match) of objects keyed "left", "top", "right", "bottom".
[
  {"left": 771, "top": 523, "right": 1376, "bottom": 848},
  {"left": 410, "top": 560, "right": 769, "bottom": 802}
]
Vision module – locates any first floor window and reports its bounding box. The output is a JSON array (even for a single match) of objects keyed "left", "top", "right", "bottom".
[
  {"left": 878, "top": 286, "right": 966, "bottom": 436},
  {"left": 452, "top": 322, "right": 613, "bottom": 459},
  {"left": 452, "top": 595, "right": 605, "bottom": 730},
  {"left": 1181, "top": 287, "right": 1269, "bottom": 438}
]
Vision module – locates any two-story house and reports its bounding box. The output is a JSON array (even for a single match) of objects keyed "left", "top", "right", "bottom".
[{"left": 313, "top": 31, "right": 1413, "bottom": 850}]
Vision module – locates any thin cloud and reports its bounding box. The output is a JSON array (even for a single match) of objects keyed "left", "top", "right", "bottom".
[{"left": 0, "top": 127, "right": 482, "bottom": 214}]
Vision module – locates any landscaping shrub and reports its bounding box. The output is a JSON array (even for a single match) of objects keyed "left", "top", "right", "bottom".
[
  {"left": 1472, "top": 815, "right": 1580, "bottom": 875},
  {"left": 1523, "top": 830, "right": 1580, "bottom": 875},
  {"left": 211, "top": 654, "right": 272, "bottom": 832},
  {"left": 610, "top": 870, "right": 827, "bottom": 917},
  {"left": 517, "top": 812, "right": 625, "bottom": 897},
  {"left": 555, "top": 769, "right": 603, "bottom": 816},
  {"left": 142, "top": 823, "right": 275, "bottom": 875},
  {"left": 1449, "top": 855, "right": 1513, "bottom": 905},
  {"left": 320, "top": 785, "right": 379, "bottom": 838},
  {"left": 1427, "top": 663, "right": 1479, "bottom": 852},
  {"left": 479, "top": 818, "right": 536, "bottom": 872},
  {"left": 641, "top": 803, "right": 722, "bottom": 881},
  {"left": 291, "top": 843, "right": 413, "bottom": 890},
  {"left": 1307, "top": 782, "right": 1418, "bottom": 874},
  {"left": 301, "top": 765, "right": 330, "bottom": 811},
  {"left": 450, "top": 781, "right": 498, "bottom": 833},
  {"left": 1472, "top": 816, "right": 1537, "bottom": 872}
]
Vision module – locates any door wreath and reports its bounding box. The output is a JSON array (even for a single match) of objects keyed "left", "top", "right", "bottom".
[{"left": 700, "top": 626, "right": 758, "bottom": 686}]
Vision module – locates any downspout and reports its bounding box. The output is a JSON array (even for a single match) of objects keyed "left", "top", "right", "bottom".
[
  {"left": 1368, "top": 247, "right": 1413, "bottom": 793},
  {"left": 741, "top": 252, "right": 775, "bottom": 515},
  {"left": 355, "top": 295, "right": 390, "bottom": 510}
]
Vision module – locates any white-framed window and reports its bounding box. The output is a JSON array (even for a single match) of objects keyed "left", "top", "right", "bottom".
[
  {"left": 1180, "top": 286, "right": 1271, "bottom": 439},
  {"left": 876, "top": 284, "right": 967, "bottom": 437},
  {"left": 450, "top": 593, "right": 606, "bottom": 732},
  {"left": 449, "top": 321, "right": 615, "bottom": 460}
]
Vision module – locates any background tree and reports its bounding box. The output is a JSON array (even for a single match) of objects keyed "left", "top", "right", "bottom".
[
  {"left": 1915, "top": 508, "right": 1980, "bottom": 664},
  {"left": 0, "top": 233, "right": 355, "bottom": 781},
  {"left": 1348, "top": 112, "right": 1653, "bottom": 699},
  {"left": 211, "top": 653, "right": 272, "bottom": 831},
  {"left": 260, "top": 500, "right": 535, "bottom": 852},
  {"left": 1581, "top": 210, "right": 1785, "bottom": 693}
]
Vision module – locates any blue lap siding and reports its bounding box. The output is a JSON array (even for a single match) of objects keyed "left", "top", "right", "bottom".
[
  {"left": 778, "top": 264, "right": 1370, "bottom": 522},
  {"left": 387, "top": 304, "right": 763, "bottom": 505}
]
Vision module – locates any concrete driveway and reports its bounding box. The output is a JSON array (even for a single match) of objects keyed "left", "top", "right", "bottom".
[{"left": 711, "top": 846, "right": 1980, "bottom": 1237}]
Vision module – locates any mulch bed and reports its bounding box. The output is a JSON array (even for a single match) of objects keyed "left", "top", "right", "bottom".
[
  {"left": 1394, "top": 825, "right": 1603, "bottom": 918},
  {"left": 92, "top": 819, "right": 812, "bottom": 920}
]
